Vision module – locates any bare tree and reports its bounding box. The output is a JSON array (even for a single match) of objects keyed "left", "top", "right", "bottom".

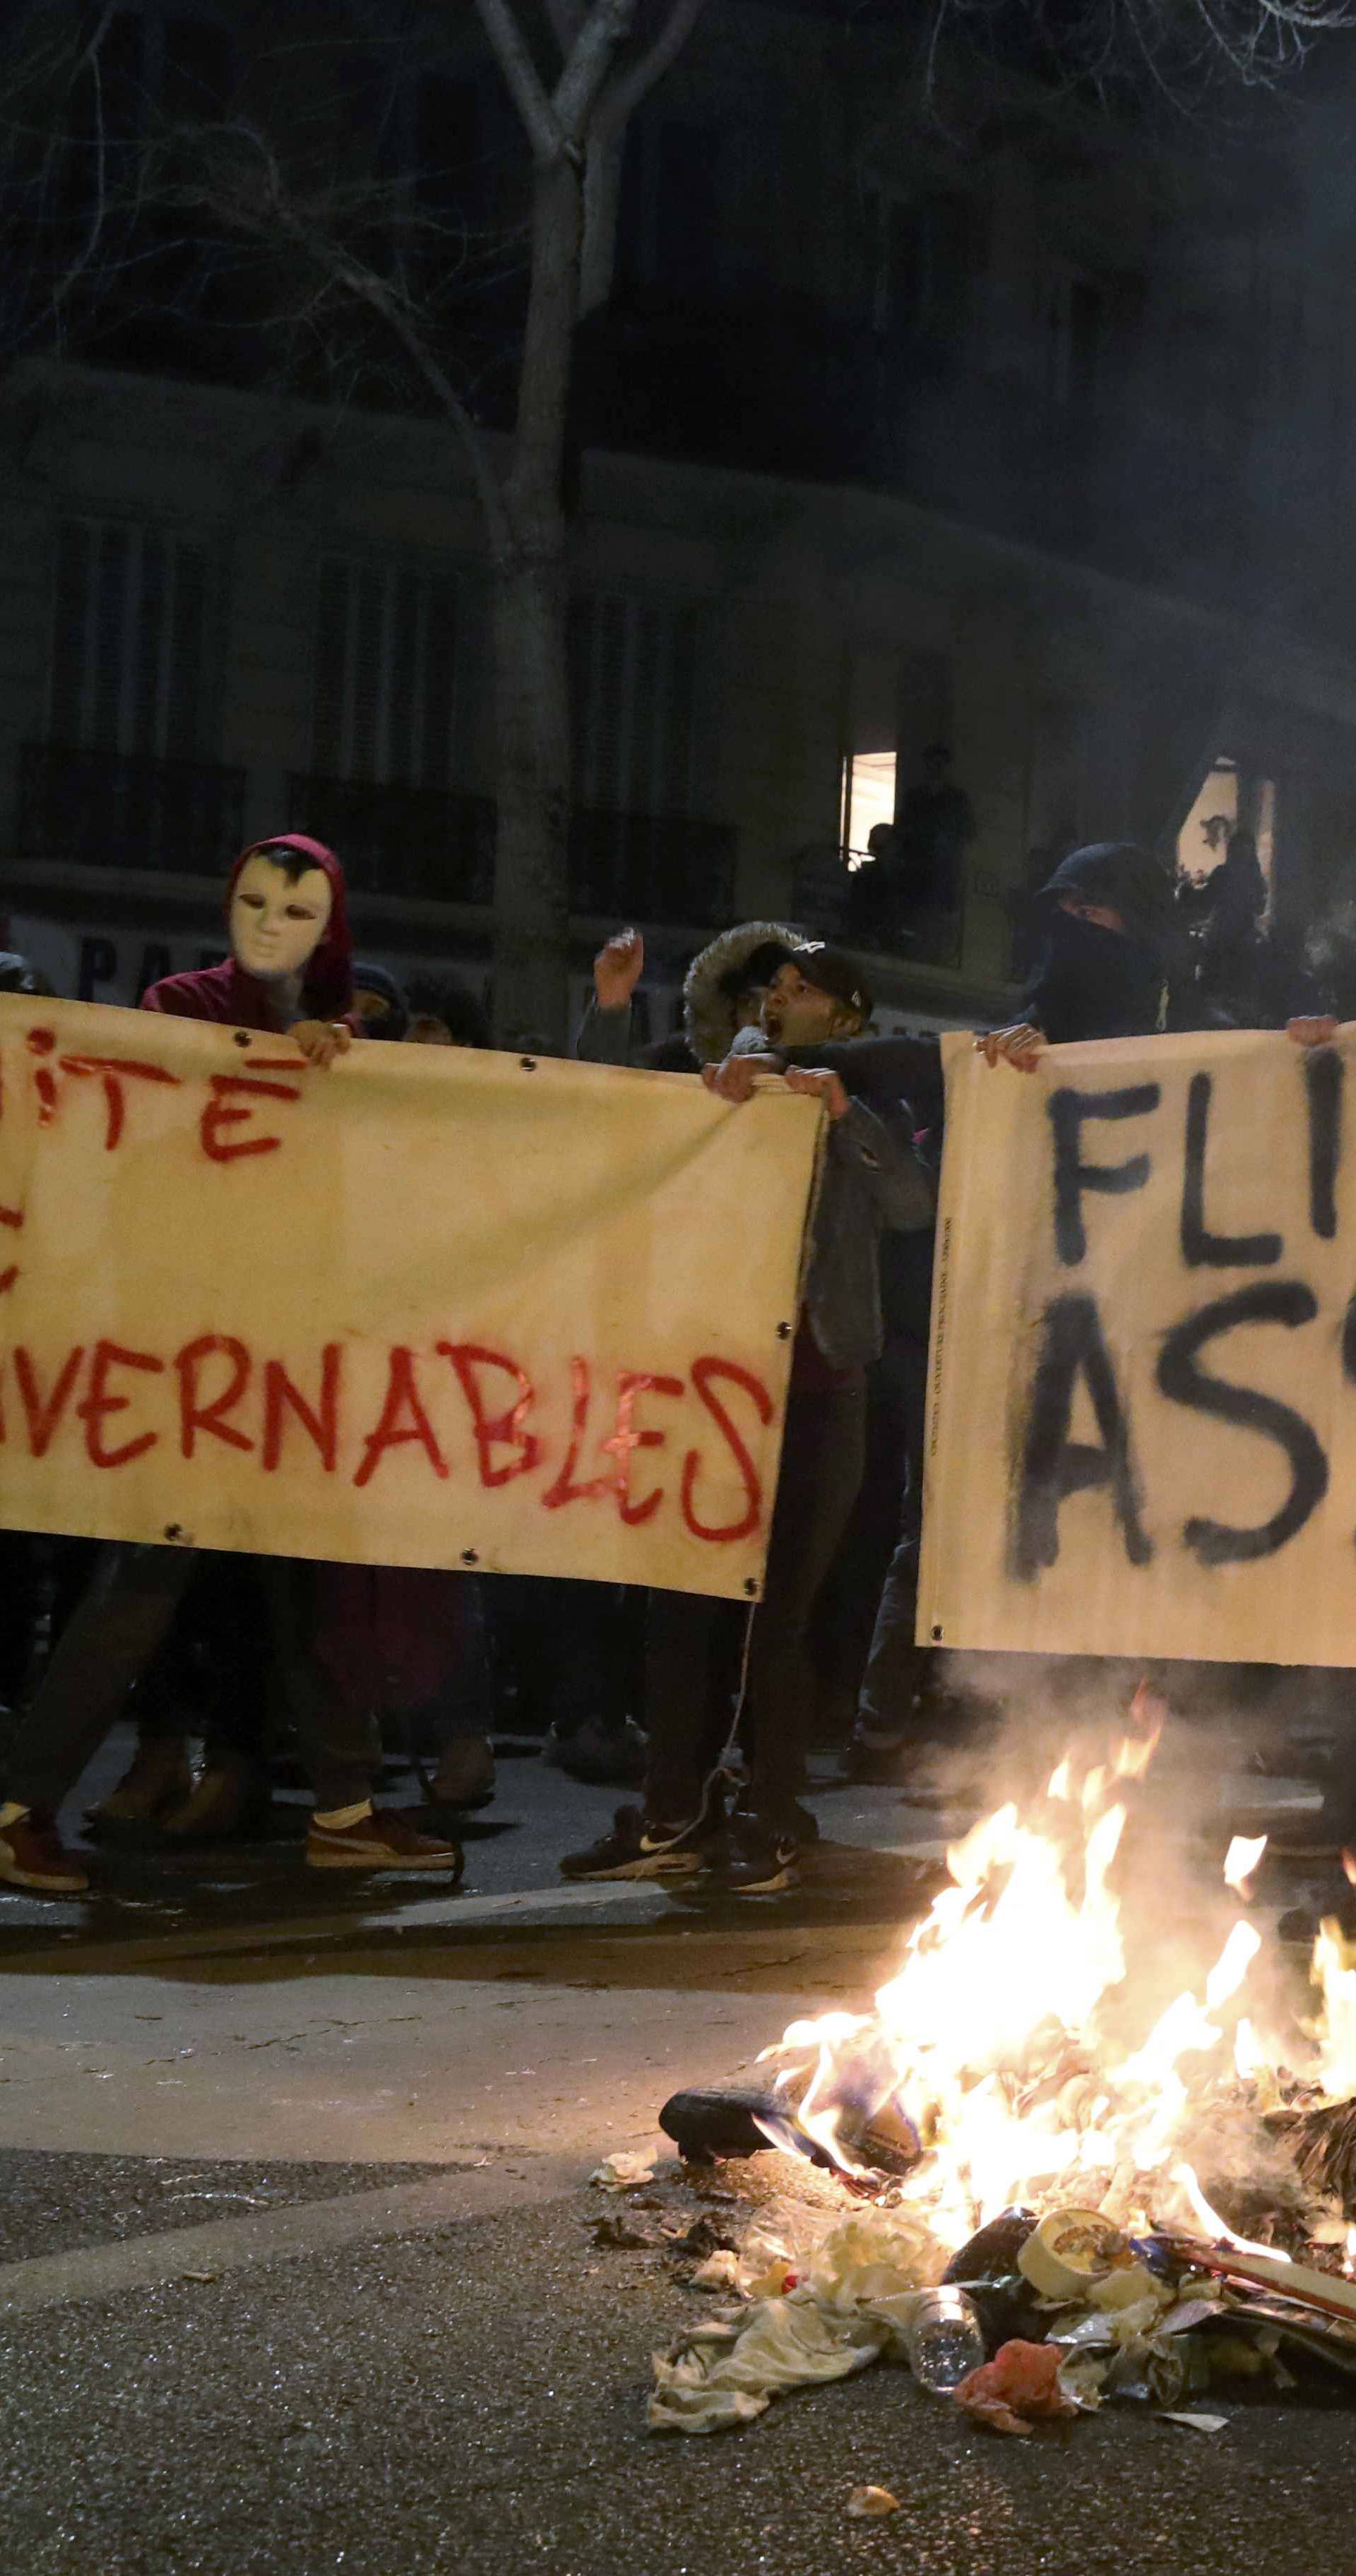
[
  {"left": 8, "top": 0, "right": 1354, "bottom": 1039},
  {"left": 147, "top": 1, "right": 710, "bottom": 1046}
]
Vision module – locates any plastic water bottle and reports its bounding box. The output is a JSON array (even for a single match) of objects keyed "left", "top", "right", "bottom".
[{"left": 901, "top": 2287, "right": 986, "bottom": 2393}]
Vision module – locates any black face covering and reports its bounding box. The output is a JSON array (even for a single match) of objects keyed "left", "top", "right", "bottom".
[{"left": 1022, "top": 908, "right": 1164, "bottom": 1046}]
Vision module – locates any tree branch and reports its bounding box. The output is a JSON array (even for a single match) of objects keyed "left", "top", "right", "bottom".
[
  {"left": 553, "top": 0, "right": 638, "bottom": 141},
  {"left": 597, "top": 0, "right": 709, "bottom": 132},
  {"left": 165, "top": 122, "right": 513, "bottom": 561},
  {"left": 473, "top": 0, "right": 561, "bottom": 163},
  {"left": 578, "top": 0, "right": 709, "bottom": 312},
  {"left": 52, "top": 0, "right": 120, "bottom": 309},
  {"left": 542, "top": 0, "right": 588, "bottom": 55},
  {"left": 335, "top": 255, "right": 513, "bottom": 562}
]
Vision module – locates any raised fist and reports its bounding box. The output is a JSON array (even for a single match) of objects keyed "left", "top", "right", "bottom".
[{"left": 594, "top": 928, "right": 644, "bottom": 1012}]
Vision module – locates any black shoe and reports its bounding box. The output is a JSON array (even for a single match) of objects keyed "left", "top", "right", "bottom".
[
  {"left": 841, "top": 1734, "right": 915, "bottom": 1787},
  {"left": 725, "top": 1812, "right": 801, "bottom": 1896},
  {"left": 559, "top": 1803, "right": 712, "bottom": 1882},
  {"left": 543, "top": 1717, "right": 648, "bottom": 1789}
]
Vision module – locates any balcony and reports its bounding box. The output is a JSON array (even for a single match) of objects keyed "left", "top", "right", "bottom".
[
  {"left": 287, "top": 776, "right": 496, "bottom": 907},
  {"left": 19, "top": 744, "right": 246, "bottom": 875},
  {"left": 568, "top": 809, "right": 736, "bottom": 930},
  {"left": 289, "top": 782, "right": 736, "bottom": 930},
  {"left": 792, "top": 846, "right": 963, "bottom": 970}
]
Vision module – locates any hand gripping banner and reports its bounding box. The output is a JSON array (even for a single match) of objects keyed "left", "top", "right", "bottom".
[
  {"left": 0, "top": 998, "right": 821, "bottom": 1600},
  {"left": 919, "top": 1024, "right": 1356, "bottom": 1665}
]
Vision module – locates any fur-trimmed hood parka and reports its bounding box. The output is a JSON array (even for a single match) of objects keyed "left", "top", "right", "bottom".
[{"left": 681, "top": 920, "right": 799, "bottom": 1066}]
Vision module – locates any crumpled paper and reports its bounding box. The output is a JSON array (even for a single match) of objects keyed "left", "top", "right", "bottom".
[
  {"left": 1047, "top": 2282, "right": 1222, "bottom": 2408},
  {"left": 590, "top": 2150, "right": 658, "bottom": 2191},
  {"left": 953, "top": 2339, "right": 1083, "bottom": 2437},
  {"left": 648, "top": 2205, "right": 939, "bottom": 2433},
  {"left": 648, "top": 2294, "right": 890, "bottom": 2433}
]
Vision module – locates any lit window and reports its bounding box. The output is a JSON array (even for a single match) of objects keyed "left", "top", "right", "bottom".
[{"left": 840, "top": 751, "right": 896, "bottom": 869}]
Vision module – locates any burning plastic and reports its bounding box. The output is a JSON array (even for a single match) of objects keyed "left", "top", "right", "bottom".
[
  {"left": 748, "top": 1717, "right": 1356, "bottom": 2253},
  {"left": 646, "top": 1695, "right": 1356, "bottom": 2439}
]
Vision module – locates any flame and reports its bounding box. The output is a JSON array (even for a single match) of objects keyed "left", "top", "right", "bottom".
[
  {"left": 754, "top": 1705, "right": 1309, "bottom": 2249},
  {"left": 1309, "top": 1917, "right": 1356, "bottom": 2101},
  {"left": 1345, "top": 2225, "right": 1356, "bottom": 2279},
  {"left": 1223, "top": 1834, "right": 1268, "bottom": 1898},
  {"left": 1171, "top": 2160, "right": 1287, "bottom": 2262}
]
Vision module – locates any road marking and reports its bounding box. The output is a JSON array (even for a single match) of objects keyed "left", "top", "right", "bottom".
[{"left": 0, "top": 2152, "right": 590, "bottom": 2318}]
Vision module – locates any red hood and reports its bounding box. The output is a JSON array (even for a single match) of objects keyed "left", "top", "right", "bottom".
[{"left": 226, "top": 835, "right": 353, "bottom": 1018}]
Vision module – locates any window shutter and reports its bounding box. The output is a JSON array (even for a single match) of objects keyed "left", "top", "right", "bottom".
[
  {"left": 49, "top": 518, "right": 210, "bottom": 756},
  {"left": 92, "top": 524, "right": 132, "bottom": 752},
  {"left": 571, "top": 592, "right": 703, "bottom": 817},
  {"left": 311, "top": 557, "right": 474, "bottom": 789},
  {"left": 50, "top": 520, "right": 92, "bottom": 744}
]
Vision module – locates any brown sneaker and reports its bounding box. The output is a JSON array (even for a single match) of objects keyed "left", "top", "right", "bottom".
[
  {"left": 0, "top": 1812, "right": 90, "bottom": 1894},
  {"left": 306, "top": 1806, "right": 464, "bottom": 1877},
  {"left": 159, "top": 1759, "right": 271, "bottom": 1846},
  {"left": 87, "top": 1734, "right": 194, "bottom": 1835},
  {"left": 429, "top": 1733, "right": 495, "bottom": 1811}
]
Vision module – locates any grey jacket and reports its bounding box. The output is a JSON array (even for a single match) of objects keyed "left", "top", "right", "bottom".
[{"left": 576, "top": 1001, "right": 935, "bottom": 1371}]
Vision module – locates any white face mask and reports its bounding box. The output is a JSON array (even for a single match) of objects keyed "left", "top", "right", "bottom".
[{"left": 228, "top": 854, "right": 333, "bottom": 985}]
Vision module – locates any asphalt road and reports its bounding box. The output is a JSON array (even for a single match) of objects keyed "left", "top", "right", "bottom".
[{"left": 2, "top": 1726, "right": 1355, "bottom": 2575}]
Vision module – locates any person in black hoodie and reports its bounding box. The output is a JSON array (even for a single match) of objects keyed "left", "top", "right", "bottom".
[{"left": 978, "top": 840, "right": 1174, "bottom": 1068}]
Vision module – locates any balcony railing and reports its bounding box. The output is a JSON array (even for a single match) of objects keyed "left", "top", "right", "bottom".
[
  {"left": 290, "top": 782, "right": 736, "bottom": 929},
  {"left": 792, "top": 846, "right": 963, "bottom": 970},
  {"left": 568, "top": 809, "right": 736, "bottom": 929},
  {"left": 18, "top": 751, "right": 737, "bottom": 933},
  {"left": 19, "top": 744, "right": 246, "bottom": 876},
  {"left": 287, "top": 776, "right": 496, "bottom": 907}
]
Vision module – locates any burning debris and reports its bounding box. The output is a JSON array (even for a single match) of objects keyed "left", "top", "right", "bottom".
[{"left": 643, "top": 1693, "right": 1356, "bottom": 2438}]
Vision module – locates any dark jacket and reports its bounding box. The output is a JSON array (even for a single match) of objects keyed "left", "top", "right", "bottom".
[{"left": 1021, "top": 910, "right": 1165, "bottom": 1044}]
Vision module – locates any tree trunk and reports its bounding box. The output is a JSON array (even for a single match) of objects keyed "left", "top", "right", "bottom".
[
  {"left": 491, "top": 152, "right": 581, "bottom": 1050},
  {"left": 490, "top": 550, "right": 572, "bottom": 1049}
]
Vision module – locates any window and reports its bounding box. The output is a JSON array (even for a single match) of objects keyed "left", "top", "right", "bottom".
[
  {"left": 48, "top": 519, "right": 210, "bottom": 756},
  {"left": 569, "top": 593, "right": 704, "bottom": 816},
  {"left": 865, "top": 187, "right": 976, "bottom": 350},
  {"left": 65, "top": 8, "right": 234, "bottom": 173},
  {"left": 411, "top": 74, "right": 490, "bottom": 227},
  {"left": 311, "top": 559, "right": 482, "bottom": 789},
  {"left": 1177, "top": 758, "right": 1275, "bottom": 895},
  {"left": 619, "top": 119, "right": 722, "bottom": 298},
  {"left": 1045, "top": 267, "right": 1104, "bottom": 408},
  {"left": 840, "top": 751, "right": 896, "bottom": 866}
]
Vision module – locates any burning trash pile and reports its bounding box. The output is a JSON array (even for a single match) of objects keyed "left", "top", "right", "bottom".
[{"left": 638, "top": 1696, "right": 1356, "bottom": 2438}]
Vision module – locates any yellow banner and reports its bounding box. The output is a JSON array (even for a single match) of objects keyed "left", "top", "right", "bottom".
[
  {"left": 0, "top": 997, "right": 820, "bottom": 1600},
  {"left": 920, "top": 1024, "right": 1356, "bottom": 1664}
]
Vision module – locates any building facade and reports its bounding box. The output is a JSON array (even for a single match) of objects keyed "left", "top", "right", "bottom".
[{"left": 5, "top": 2, "right": 1356, "bottom": 1037}]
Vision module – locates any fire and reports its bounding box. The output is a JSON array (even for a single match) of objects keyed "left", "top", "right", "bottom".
[
  {"left": 1224, "top": 1833, "right": 1268, "bottom": 1897},
  {"left": 759, "top": 1707, "right": 1356, "bottom": 2253}
]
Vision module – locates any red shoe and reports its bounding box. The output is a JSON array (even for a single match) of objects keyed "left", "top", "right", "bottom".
[
  {"left": 0, "top": 1811, "right": 90, "bottom": 1893},
  {"left": 305, "top": 1806, "right": 463, "bottom": 1877}
]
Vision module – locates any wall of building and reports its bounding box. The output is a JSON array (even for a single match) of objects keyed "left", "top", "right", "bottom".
[{"left": 6, "top": 359, "right": 1356, "bottom": 1034}]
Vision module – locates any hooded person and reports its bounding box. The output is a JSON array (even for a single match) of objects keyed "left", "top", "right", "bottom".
[
  {"left": 0, "top": 837, "right": 465, "bottom": 1898},
  {"left": 978, "top": 840, "right": 1174, "bottom": 1068},
  {"left": 350, "top": 959, "right": 410, "bottom": 1042},
  {"left": 578, "top": 921, "right": 798, "bottom": 1073},
  {"left": 141, "top": 834, "right": 359, "bottom": 1059}
]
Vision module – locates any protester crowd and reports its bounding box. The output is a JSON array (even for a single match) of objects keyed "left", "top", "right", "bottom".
[{"left": 0, "top": 816, "right": 1350, "bottom": 1907}]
